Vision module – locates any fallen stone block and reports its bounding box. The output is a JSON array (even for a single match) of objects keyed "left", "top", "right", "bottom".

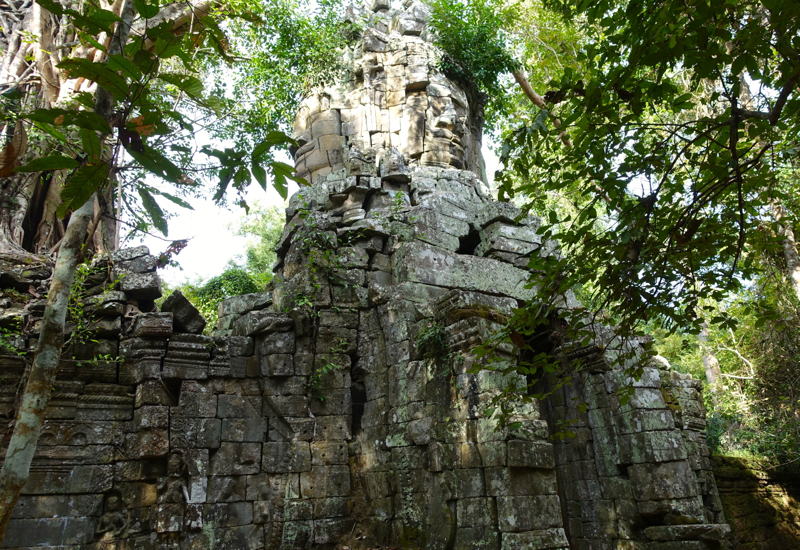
[
  {"left": 219, "top": 292, "right": 272, "bottom": 317},
  {"left": 161, "top": 290, "right": 206, "bottom": 334},
  {"left": 132, "top": 312, "right": 173, "bottom": 337},
  {"left": 231, "top": 310, "right": 293, "bottom": 337}
]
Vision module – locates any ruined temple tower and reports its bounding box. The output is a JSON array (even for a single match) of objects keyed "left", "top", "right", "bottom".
[{"left": 0, "top": 2, "right": 734, "bottom": 549}]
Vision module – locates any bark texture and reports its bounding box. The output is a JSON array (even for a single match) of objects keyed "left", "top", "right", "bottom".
[{"left": 771, "top": 199, "right": 800, "bottom": 302}]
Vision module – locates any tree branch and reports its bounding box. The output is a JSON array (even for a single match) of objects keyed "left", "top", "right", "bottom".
[
  {"left": 512, "top": 70, "right": 573, "bottom": 147},
  {"left": 733, "top": 69, "right": 800, "bottom": 125}
]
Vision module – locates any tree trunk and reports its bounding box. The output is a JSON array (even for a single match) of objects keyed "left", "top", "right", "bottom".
[
  {"left": 512, "top": 70, "right": 573, "bottom": 147},
  {"left": 0, "top": 0, "right": 208, "bottom": 257},
  {"left": 699, "top": 320, "right": 722, "bottom": 392},
  {"left": 770, "top": 199, "right": 800, "bottom": 302},
  {"left": 0, "top": 195, "right": 94, "bottom": 541},
  {"left": 32, "top": 170, "right": 68, "bottom": 254},
  {"left": 0, "top": 0, "right": 136, "bottom": 539},
  {"left": 0, "top": 0, "right": 57, "bottom": 258}
]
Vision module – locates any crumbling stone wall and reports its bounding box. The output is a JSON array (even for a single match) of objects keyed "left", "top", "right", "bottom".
[
  {"left": 542, "top": 346, "right": 731, "bottom": 549},
  {"left": 0, "top": 168, "right": 733, "bottom": 550},
  {"left": 0, "top": 2, "right": 735, "bottom": 549},
  {"left": 713, "top": 456, "right": 800, "bottom": 549}
]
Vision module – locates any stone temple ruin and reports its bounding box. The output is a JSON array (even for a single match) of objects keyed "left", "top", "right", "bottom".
[{"left": 0, "top": 2, "right": 741, "bottom": 549}]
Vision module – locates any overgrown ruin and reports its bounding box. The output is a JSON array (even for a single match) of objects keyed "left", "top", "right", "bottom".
[{"left": 2, "top": 1, "right": 796, "bottom": 549}]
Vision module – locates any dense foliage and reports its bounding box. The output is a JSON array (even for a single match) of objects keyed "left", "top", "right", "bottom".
[
  {"left": 655, "top": 280, "right": 800, "bottom": 463},
  {"left": 231, "top": 203, "right": 285, "bottom": 278},
  {"left": 428, "top": 0, "right": 800, "bottom": 463},
  {"left": 206, "top": 0, "right": 360, "bottom": 147},
  {"left": 426, "top": 0, "right": 519, "bottom": 125}
]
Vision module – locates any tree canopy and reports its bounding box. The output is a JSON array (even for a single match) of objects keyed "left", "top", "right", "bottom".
[{"left": 425, "top": 0, "right": 800, "bottom": 461}]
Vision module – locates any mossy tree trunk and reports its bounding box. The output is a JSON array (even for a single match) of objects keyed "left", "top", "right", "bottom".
[{"left": 771, "top": 200, "right": 800, "bottom": 303}]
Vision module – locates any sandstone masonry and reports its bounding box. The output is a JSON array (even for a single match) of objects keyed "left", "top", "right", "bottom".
[{"left": 0, "top": 1, "right": 739, "bottom": 549}]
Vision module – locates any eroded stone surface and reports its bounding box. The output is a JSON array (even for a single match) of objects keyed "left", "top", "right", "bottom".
[{"left": 0, "top": 3, "right": 739, "bottom": 550}]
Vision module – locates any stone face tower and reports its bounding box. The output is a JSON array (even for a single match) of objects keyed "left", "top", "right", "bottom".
[
  {"left": 0, "top": 2, "right": 733, "bottom": 550},
  {"left": 290, "top": 0, "right": 486, "bottom": 184}
]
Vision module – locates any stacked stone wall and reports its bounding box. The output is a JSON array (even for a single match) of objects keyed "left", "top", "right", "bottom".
[
  {"left": 713, "top": 456, "right": 800, "bottom": 549},
  {"left": 2, "top": 162, "right": 732, "bottom": 549},
  {"left": 543, "top": 356, "right": 730, "bottom": 550}
]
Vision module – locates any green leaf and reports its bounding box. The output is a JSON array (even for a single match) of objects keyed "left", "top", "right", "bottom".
[
  {"left": 233, "top": 166, "right": 251, "bottom": 188},
  {"left": 139, "top": 188, "right": 168, "bottom": 235},
  {"left": 153, "top": 37, "right": 183, "bottom": 59},
  {"left": 80, "top": 128, "right": 102, "bottom": 162},
  {"left": 77, "top": 29, "right": 106, "bottom": 52},
  {"left": 25, "top": 108, "right": 112, "bottom": 134},
  {"left": 72, "top": 91, "right": 95, "bottom": 110},
  {"left": 731, "top": 55, "right": 746, "bottom": 77},
  {"left": 130, "top": 49, "right": 159, "bottom": 75},
  {"left": 158, "top": 73, "right": 204, "bottom": 99},
  {"left": 269, "top": 161, "right": 305, "bottom": 198},
  {"left": 57, "top": 58, "right": 130, "bottom": 99},
  {"left": 145, "top": 20, "right": 173, "bottom": 40},
  {"left": 1, "top": 87, "right": 23, "bottom": 100},
  {"left": 133, "top": 0, "right": 160, "bottom": 18},
  {"left": 15, "top": 155, "right": 80, "bottom": 172},
  {"left": 199, "top": 16, "right": 232, "bottom": 60},
  {"left": 35, "top": 0, "right": 64, "bottom": 15},
  {"left": 251, "top": 162, "right": 267, "bottom": 191},
  {"left": 213, "top": 168, "right": 234, "bottom": 202},
  {"left": 57, "top": 163, "right": 110, "bottom": 217},
  {"left": 153, "top": 190, "right": 194, "bottom": 210},
  {"left": 71, "top": 9, "right": 121, "bottom": 35},
  {"left": 673, "top": 92, "right": 693, "bottom": 105},
  {"left": 252, "top": 131, "right": 295, "bottom": 158},
  {"left": 106, "top": 54, "right": 142, "bottom": 80},
  {"left": 127, "top": 145, "right": 186, "bottom": 184},
  {"left": 31, "top": 121, "right": 68, "bottom": 144},
  {"left": 270, "top": 166, "right": 288, "bottom": 199}
]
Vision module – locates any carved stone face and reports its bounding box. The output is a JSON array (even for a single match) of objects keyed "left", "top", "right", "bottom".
[
  {"left": 291, "top": 2, "right": 484, "bottom": 183},
  {"left": 422, "top": 91, "right": 471, "bottom": 169}
]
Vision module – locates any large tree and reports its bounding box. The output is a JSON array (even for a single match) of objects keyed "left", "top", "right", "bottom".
[{"left": 499, "top": 0, "right": 800, "bottom": 337}]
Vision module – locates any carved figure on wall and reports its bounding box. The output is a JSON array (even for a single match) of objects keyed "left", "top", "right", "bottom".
[{"left": 95, "top": 495, "right": 128, "bottom": 539}]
